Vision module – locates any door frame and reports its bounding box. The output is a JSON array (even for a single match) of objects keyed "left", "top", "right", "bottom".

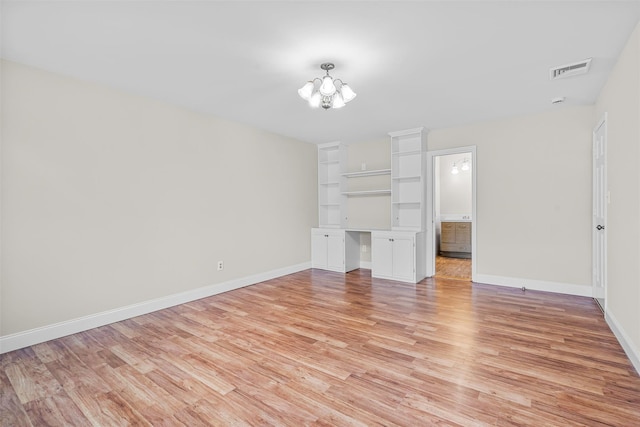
[
  {"left": 425, "top": 146, "right": 477, "bottom": 280},
  {"left": 592, "top": 113, "right": 608, "bottom": 311}
]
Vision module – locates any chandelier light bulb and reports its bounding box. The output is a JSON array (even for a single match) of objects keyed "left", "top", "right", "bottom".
[
  {"left": 340, "top": 84, "right": 356, "bottom": 102},
  {"left": 320, "top": 75, "right": 336, "bottom": 96},
  {"left": 451, "top": 163, "right": 459, "bottom": 175},
  {"left": 332, "top": 92, "right": 346, "bottom": 109},
  {"left": 308, "top": 91, "right": 321, "bottom": 108},
  {"left": 461, "top": 159, "right": 470, "bottom": 171},
  {"left": 297, "top": 81, "right": 315, "bottom": 101}
]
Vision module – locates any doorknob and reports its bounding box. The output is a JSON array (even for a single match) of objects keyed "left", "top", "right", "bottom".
[{"left": 596, "top": 225, "right": 605, "bottom": 231}]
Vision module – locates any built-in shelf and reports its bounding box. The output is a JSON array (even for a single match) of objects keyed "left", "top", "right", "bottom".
[
  {"left": 342, "top": 169, "right": 391, "bottom": 178},
  {"left": 342, "top": 189, "right": 392, "bottom": 197},
  {"left": 390, "top": 127, "right": 427, "bottom": 231},
  {"left": 391, "top": 150, "right": 423, "bottom": 156},
  {"left": 318, "top": 142, "right": 347, "bottom": 228},
  {"left": 392, "top": 175, "right": 421, "bottom": 181}
]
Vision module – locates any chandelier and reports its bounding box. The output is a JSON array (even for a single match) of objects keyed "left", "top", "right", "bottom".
[{"left": 298, "top": 63, "right": 357, "bottom": 110}]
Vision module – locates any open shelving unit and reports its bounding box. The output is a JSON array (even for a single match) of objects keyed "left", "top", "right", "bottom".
[
  {"left": 317, "top": 142, "right": 347, "bottom": 228},
  {"left": 389, "top": 127, "right": 427, "bottom": 231}
]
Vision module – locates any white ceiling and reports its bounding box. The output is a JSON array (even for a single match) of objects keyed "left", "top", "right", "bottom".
[{"left": 2, "top": 1, "right": 639, "bottom": 144}]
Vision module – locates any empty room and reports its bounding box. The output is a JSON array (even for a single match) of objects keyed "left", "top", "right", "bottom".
[{"left": 2, "top": 1, "right": 640, "bottom": 425}]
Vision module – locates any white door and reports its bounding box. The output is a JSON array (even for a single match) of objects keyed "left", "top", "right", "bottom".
[
  {"left": 311, "top": 231, "right": 328, "bottom": 269},
  {"left": 592, "top": 115, "right": 607, "bottom": 309},
  {"left": 372, "top": 235, "right": 393, "bottom": 278},
  {"left": 327, "top": 234, "right": 345, "bottom": 271},
  {"left": 392, "top": 236, "right": 415, "bottom": 282}
]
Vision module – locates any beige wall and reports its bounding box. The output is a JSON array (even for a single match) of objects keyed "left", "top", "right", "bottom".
[
  {"left": 345, "top": 138, "right": 391, "bottom": 231},
  {"left": 596, "top": 22, "right": 640, "bottom": 361},
  {"left": 429, "top": 106, "right": 594, "bottom": 287},
  {"left": 1, "top": 60, "right": 317, "bottom": 336}
]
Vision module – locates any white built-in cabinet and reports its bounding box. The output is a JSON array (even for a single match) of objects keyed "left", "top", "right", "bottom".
[
  {"left": 317, "top": 142, "right": 346, "bottom": 228},
  {"left": 390, "top": 128, "right": 427, "bottom": 231},
  {"left": 371, "top": 230, "right": 426, "bottom": 283},
  {"left": 312, "top": 128, "right": 428, "bottom": 283},
  {"left": 311, "top": 228, "right": 359, "bottom": 273}
]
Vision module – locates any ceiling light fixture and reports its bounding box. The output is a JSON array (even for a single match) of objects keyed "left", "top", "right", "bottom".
[
  {"left": 451, "top": 159, "right": 470, "bottom": 175},
  {"left": 298, "top": 63, "right": 356, "bottom": 110}
]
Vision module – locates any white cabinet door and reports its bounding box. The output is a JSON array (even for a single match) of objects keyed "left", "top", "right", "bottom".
[
  {"left": 311, "top": 230, "right": 328, "bottom": 269},
  {"left": 372, "top": 235, "right": 394, "bottom": 278},
  {"left": 392, "top": 236, "right": 415, "bottom": 282},
  {"left": 327, "top": 233, "right": 345, "bottom": 271},
  {"left": 372, "top": 231, "right": 420, "bottom": 283},
  {"left": 311, "top": 228, "right": 351, "bottom": 273}
]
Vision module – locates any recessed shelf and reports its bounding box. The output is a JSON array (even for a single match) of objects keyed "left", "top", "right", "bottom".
[
  {"left": 319, "top": 181, "right": 340, "bottom": 186},
  {"left": 342, "top": 169, "right": 391, "bottom": 178},
  {"left": 319, "top": 160, "right": 340, "bottom": 165},
  {"left": 392, "top": 201, "right": 420, "bottom": 206},
  {"left": 392, "top": 175, "right": 421, "bottom": 181},
  {"left": 342, "top": 190, "right": 392, "bottom": 197},
  {"left": 392, "top": 150, "right": 422, "bottom": 156}
]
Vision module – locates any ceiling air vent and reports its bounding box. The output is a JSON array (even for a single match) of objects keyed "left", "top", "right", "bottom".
[{"left": 549, "top": 58, "right": 592, "bottom": 80}]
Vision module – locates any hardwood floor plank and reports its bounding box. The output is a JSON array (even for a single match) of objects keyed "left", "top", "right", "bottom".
[
  {"left": 0, "top": 368, "right": 33, "bottom": 426},
  {"left": 65, "top": 387, "right": 151, "bottom": 426},
  {"left": 23, "top": 390, "right": 92, "bottom": 427},
  {"left": 4, "top": 356, "right": 62, "bottom": 404},
  {"left": 3, "top": 269, "right": 640, "bottom": 426}
]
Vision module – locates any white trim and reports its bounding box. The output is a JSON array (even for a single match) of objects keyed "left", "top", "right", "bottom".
[
  {"left": 592, "top": 113, "right": 608, "bottom": 310},
  {"left": 605, "top": 310, "right": 640, "bottom": 375},
  {"left": 388, "top": 127, "right": 427, "bottom": 138},
  {"left": 0, "top": 262, "right": 311, "bottom": 354},
  {"left": 474, "top": 274, "right": 592, "bottom": 297}
]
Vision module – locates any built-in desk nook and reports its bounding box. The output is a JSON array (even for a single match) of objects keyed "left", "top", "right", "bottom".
[
  {"left": 312, "top": 128, "right": 428, "bottom": 284},
  {"left": 311, "top": 228, "right": 426, "bottom": 283}
]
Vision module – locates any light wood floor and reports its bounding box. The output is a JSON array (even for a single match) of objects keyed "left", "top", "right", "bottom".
[
  {"left": 436, "top": 255, "right": 472, "bottom": 281},
  {"left": 2, "top": 269, "right": 639, "bottom": 426}
]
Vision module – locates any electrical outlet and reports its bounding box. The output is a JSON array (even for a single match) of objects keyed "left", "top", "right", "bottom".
[
  {"left": 362, "top": 244, "right": 367, "bottom": 253},
  {"left": 361, "top": 162, "right": 366, "bottom": 171},
  {"left": 217, "top": 261, "right": 224, "bottom": 271}
]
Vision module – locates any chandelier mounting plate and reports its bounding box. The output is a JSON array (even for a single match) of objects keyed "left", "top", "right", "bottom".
[{"left": 320, "top": 63, "right": 335, "bottom": 72}]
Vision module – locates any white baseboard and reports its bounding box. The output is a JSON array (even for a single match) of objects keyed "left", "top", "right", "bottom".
[
  {"left": 473, "top": 274, "right": 592, "bottom": 297},
  {"left": 605, "top": 310, "right": 640, "bottom": 375},
  {"left": 0, "top": 262, "right": 311, "bottom": 354}
]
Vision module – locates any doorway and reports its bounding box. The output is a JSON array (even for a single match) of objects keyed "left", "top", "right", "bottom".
[
  {"left": 426, "top": 147, "right": 477, "bottom": 281},
  {"left": 593, "top": 114, "right": 607, "bottom": 312}
]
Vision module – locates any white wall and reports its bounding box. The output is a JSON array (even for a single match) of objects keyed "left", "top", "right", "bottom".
[
  {"left": 345, "top": 138, "right": 391, "bottom": 231},
  {"left": 595, "top": 21, "right": 640, "bottom": 370},
  {"left": 429, "top": 106, "right": 594, "bottom": 289},
  {"left": 436, "top": 153, "right": 473, "bottom": 218},
  {"left": 1, "top": 60, "right": 317, "bottom": 337}
]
